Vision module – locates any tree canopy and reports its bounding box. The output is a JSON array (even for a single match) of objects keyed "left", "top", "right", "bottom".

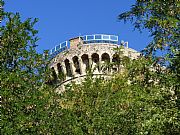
[
  {"left": 118, "top": 0, "right": 180, "bottom": 112},
  {"left": 118, "top": 0, "right": 179, "bottom": 57},
  {"left": 0, "top": 1, "right": 59, "bottom": 134},
  {"left": 1, "top": 0, "right": 180, "bottom": 134}
]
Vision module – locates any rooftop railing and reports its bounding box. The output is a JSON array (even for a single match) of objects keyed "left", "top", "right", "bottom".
[
  {"left": 82, "top": 34, "right": 118, "bottom": 44},
  {"left": 49, "top": 41, "right": 68, "bottom": 59},
  {"left": 49, "top": 34, "right": 119, "bottom": 59}
]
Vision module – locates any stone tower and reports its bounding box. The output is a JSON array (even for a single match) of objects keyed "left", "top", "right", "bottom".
[{"left": 49, "top": 34, "right": 140, "bottom": 92}]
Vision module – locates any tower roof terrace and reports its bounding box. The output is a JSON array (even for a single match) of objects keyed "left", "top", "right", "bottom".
[{"left": 49, "top": 34, "right": 119, "bottom": 59}]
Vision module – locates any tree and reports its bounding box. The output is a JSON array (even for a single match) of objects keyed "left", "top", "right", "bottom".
[
  {"left": 118, "top": 0, "right": 180, "bottom": 77},
  {"left": 118, "top": 0, "right": 180, "bottom": 108},
  {"left": 57, "top": 56, "right": 179, "bottom": 134},
  {"left": 0, "top": 1, "right": 60, "bottom": 134},
  {"left": 0, "top": 0, "right": 3, "bottom": 23},
  {"left": 118, "top": 0, "right": 179, "bottom": 57},
  {"left": 1, "top": 0, "right": 179, "bottom": 134}
]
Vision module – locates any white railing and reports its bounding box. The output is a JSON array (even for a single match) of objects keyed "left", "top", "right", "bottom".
[
  {"left": 49, "top": 41, "right": 68, "bottom": 55},
  {"left": 83, "top": 34, "right": 118, "bottom": 42},
  {"left": 49, "top": 34, "right": 119, "bottom": 59}
]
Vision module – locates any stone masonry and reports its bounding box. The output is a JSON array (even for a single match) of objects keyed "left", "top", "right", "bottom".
[{"left": 49, "top": 35, "right": 140, "bottom": 92}]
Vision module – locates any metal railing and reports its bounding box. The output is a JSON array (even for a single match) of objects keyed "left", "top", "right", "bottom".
[
  {"left": 49, "top": 41, "right": 68, "bottom": 57},
  {"left": 49, "top": 34, "right": 119, "bottom": 59},
  {"left": 82, "top": 34, "right": 118, "bottom": 44}
]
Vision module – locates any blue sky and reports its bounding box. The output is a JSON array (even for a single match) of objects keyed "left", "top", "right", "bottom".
[{"left": 4, "top": 0, "right": 151, "bottom": 53}]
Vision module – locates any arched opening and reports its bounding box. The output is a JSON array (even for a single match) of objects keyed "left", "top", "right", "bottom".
[
  {"left": 64, "top": 59, "right": 72, "bottom": 77},
  {"left": 57, "top": 63, "right": 63, "bottom": 74},
  {"left": 57, "top": 63, "right": 64, "bottom": 81},
  {"left": 91, "top": 53, "right": 99, "bottom": 73},
  {"left": 101, "top": 53, "right": 110, "bottom": 62},
  {"left": 101, "top": 53, "right": 110, "bottom": 73},
  {"left": 81, "top": 54, "right": 89, "bottom": 72},
  {"left": 112, "top": 54, "right": 120, "bottom": 72},
  {"left": 72, "top": 56, "right": 81, "bottom": 75},
  {"left": 51, "top": 67, "right": 57, "bottom": 83},
  {"left": 92, "top": 53, "right": 99, "bottom": 63}
]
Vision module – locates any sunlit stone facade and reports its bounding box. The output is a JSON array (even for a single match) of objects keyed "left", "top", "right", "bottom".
[{"left": 49, "top": 34, "right": 140, "bottom": 92}]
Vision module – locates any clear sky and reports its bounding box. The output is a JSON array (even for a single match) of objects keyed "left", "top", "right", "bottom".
[{"left": 4, "top": 0, "right": 151, "bottom": 53}]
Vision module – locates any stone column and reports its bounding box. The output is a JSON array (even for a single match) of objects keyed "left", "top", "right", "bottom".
[
  {"left": 109, "top": 56, "right": 113, "bottom": 74},
  {"left": 99, "top": 55, "right": 102, "bottom": 74},
  {"left": 97, "top": 54, "right": 101, "bottom": 74},
  {"left": 61, "top": 62, "right": 67, "bottom": 79},
  {"left": 53, "top": 65, "right": 58, "bottom": 75},
  {"left": 88, "top": 57, "right": 92, "bottom": 70},
  {"left": 70, "top": 61, "right": 76, "bottom": 77},
  {"left": 109, "top": 56, "right": 112, "bottom": 63},
  {"left": 78, "top": 58, "right": 85, "bottom": 75}
]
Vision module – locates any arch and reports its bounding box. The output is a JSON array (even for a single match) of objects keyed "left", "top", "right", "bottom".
[
  {"left": 57, "top": 63, "right": 63, "bottom": 74},
  {"left": 91, "top": 53, "right": 100, "bottom": 73},
  {"left": 112, "top": 54, "right": 120, "bottom": 72},
  {"left": 64, "top": 59, "right": 72, "bottom": 77},
  {"left": 51, "top": 67, "right": 57, "bottom": 83},
  {"left": 101, "top": 53, "right": 110, "bottom": 62},
  {"left": 57, "top": 63, "right": 65, "bottom": 81},
  {"left": 101, "top": 53, "right": 110, "bottom": 73},
  {"left": 81, "top": 54, "right": 89, "bottom": 71},
  {"left": 91, "top": 53, "right": 99, "bottom": 63},
  {"left": 72, "top": 56, "right": 81, "bottom": 75}
]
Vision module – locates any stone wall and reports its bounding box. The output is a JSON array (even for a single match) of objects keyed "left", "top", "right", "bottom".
[{"left": 49, "top": 43, "right": 140, "bottom": 92}]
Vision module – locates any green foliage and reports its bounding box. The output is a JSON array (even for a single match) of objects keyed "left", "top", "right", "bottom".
[
  {"left": 118, "top": 2, "right": 180, "bottom": 129},
  {"left": 118, "top": 0, "right": 179, "bottom": 57},
  {"left": 57, "top": 57, "right": 179, "bottom": 135},
  {"left": 0, "top": 0, "right": 4, "bottom": 22},
  {"left": 0, "top": 2, "right": 58, "bottom": 134},
  {"left": 1, "top": 0, "right": 180, "bottom": 134},
  {"left": 118, "top": 0, "right": 180, "bottom": 84},
  {"left": 112, "top": 45, "right": 131, "bottom": 72}
]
